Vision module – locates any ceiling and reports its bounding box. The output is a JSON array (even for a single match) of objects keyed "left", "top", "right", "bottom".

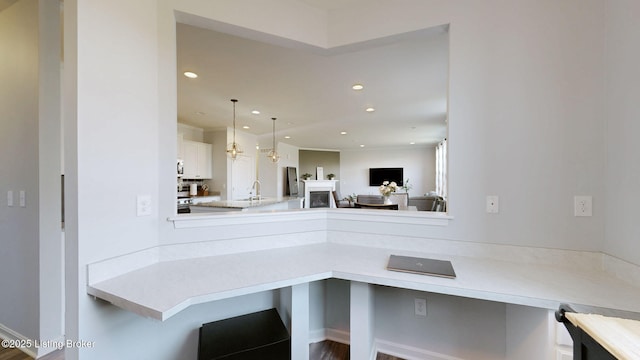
[
  {"left": 176, "top": 21, "right": 449, "bottom": 151},
  {"left": 297, "top": 0, "right": 372, "bottom": 11},
  {"left": 0, "top": 0, "right": 19, "bottom": 13}
]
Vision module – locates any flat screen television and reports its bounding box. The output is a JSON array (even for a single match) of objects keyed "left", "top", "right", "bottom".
[{"left": 369, "top": 168, "right": 403, "bottom": 186}]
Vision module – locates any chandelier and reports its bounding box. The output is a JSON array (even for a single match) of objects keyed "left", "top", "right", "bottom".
[
  {"left": 226, "top": 99, "right": 243, "bottom": 160},
  {"left": 267, "top": 117, "right": 280, "bottom": 163}
]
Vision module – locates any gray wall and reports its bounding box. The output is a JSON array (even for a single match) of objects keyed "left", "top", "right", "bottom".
[
  {"left": 0, "top": 0, "right": 40, "bottom": 340},
  {"left": 604, "top": 0, "right": 640, "bottom": 265},
  {"left": 0, "top": 0, "right": 63, "bottom": 350},
  {"left": 300, "top": 150, "right": 340, "bottom": 181}
]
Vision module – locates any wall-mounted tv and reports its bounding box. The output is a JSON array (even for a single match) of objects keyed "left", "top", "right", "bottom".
[{"left": 369, "top": 168, "right": 403, "bottom": 187}]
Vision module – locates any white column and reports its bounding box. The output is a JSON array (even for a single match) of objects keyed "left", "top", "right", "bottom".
[
  {"left": 291, "top": 283, "right": 310, "bottom": 359},
  {"left": 350, "top": 281, "right": 375, "bottom": 359},
  {"left": 505, "top": 304, "right": 555, "bottom": 360}
]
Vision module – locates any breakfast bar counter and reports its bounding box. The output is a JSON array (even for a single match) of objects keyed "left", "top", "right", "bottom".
[{"left": 189, "top": 196, "right": 302, "bottom": 212}]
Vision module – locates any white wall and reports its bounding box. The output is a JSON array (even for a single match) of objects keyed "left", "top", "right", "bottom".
[
  {"left": 340, "top": 146, "right": 435, "bottom": 197},
  {"left": 0, "top": 0, "right": 40, "bottom": 341},
  {"left": 178, "top": 123, "right": 204, "bottom": 142},
  {"left": 37, "top": 0, "right": 64, "bottom": 351},
  {"left": 64, "top": 0, "right": 161, "bottom": 358},
  {"left": 604, "top": 0, "right": 640, "bottom": 265},
  {"left": 58, "top": 0, "right": 632, "bottom": 359},
  {"left": 375, "top": 288, "right": 506, "bottom": 360},
  {"left": 204, "top": 129, "right": 226, "bottom": 197},
  {"left": 256, "top": 141, "right": 299, "bottom": 198}
]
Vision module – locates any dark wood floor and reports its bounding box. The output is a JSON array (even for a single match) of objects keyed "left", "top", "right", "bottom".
[
  {"left": 2, "top": 338, "right": 400, "bottom": 360},
  {"left": 0, "top": 340, "right": 63, "bottom": 360},
  {"left": 310, "top": 340, "right": 405, "bottom": 360}
]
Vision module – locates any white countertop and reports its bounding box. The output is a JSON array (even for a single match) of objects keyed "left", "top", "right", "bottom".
[
  {"left": 190, "top": 196, "right": 300, "bottom": 209},
  {"left": 87, "top": 243, "right": 640, "bottom": 321}
]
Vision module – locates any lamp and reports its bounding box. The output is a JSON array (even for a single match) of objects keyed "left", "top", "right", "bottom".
[
  {"left": 267, "top": 117, "right": 280, "bottom": 163},
  {"left": 226, "top": 99, "right": 243, "bottom": 160}
]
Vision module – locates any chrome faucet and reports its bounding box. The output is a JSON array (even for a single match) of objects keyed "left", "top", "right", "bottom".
[{"left": 250, "top": 180, "right": 261, "bottom": 201}]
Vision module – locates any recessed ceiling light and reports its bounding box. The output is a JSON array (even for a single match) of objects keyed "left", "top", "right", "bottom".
[
  {"left": 340, "top": 131, "right": 347, "bottom": 135},
  {"left": 242, "top": 125, "right": 250, "bottom": 129},
  {"left": 352, "top": 84, "right": 364, "bottom": 90},
  {"left": 365, "top": 107, "right": 375, "bottom": 112},
  {"left": 409, "top": 142, "right": 415, "bottom": 145},
  {"left": 251, "top": 110, "right": 260, "bottom": 115},
  {"left": 360, "top": 144, "right": 365, "bottom": 148},
  {"left": 284, "top": 136, "right": 291, "bottom": 139},
  {"left": 183, "top": 71, "right": 198, "bottom": 78}
]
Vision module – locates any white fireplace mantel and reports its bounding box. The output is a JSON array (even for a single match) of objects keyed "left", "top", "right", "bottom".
[{"left": 303, "top": 180, "right": 338, "bottom": 208}]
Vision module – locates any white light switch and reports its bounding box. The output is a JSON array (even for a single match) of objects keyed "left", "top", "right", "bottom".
[
  {"left": 136, "top": 195, "right": 152, "bottom": 216},
  {"left": 7, "top": 190, "right": 13, "bottom": 207},
  {"left": 486, "top": 195, "right": 499, "bottom": 213},
  {"left": 414, "top": 298, "right": 427, "bottom": 316},
  {"left": 19, "top": 190, "right": 26, "bottom": 207}
]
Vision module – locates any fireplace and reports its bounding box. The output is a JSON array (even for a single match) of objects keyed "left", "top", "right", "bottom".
[
  {"left": 309, "top": 191, "right": 330, "bottom": 208},
  {"left": 303, "top": 180, "right": 338, "bottom": 208}
]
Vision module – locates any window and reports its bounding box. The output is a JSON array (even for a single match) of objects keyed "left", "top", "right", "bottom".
[{"left": 435, "top": 138, "right": 447, "bottom": 199}]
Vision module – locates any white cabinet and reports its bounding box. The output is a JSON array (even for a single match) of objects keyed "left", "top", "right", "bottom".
[
  {"left": 182, "top": 140, "right": 212, "bottom": 179},
  {"left": 555, "top": 321, "right": 573, "bottom": 360}
]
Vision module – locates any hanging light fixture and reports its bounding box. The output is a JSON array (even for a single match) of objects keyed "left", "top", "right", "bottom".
[
  {"left": 267, "top": 117, "right": 280, "bottom": 163},
  {"left": 226, "top": 99, "right": 243, "bottom": 160}
]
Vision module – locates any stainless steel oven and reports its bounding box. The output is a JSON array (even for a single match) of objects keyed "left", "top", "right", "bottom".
[{"left": 177, "top": 190, "right": 191, "bottom": 214}]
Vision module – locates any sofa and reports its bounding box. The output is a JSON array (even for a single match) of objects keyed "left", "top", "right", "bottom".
[
  {"left": 408, "top": 195, "right": 445, "bottom": 211},
  {"left": 356, "top": 193, "right": 409, "bottom": 210}
]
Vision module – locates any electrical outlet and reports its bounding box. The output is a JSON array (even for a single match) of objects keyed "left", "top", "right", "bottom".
[
  {"left": 486, "top": 195, "right": 499, "bottom": 213},
  {"left": 7, "top": 190, "right": 13, "bottom": 207},
  {"left": 414, "top": 298, "right": 427, "bottom": 316},
  {"left": 136, "top": 195, "right": 152, "bottom": 216},
  {"left": 19, "top": 190, "right": 26, "bottom": 207},
  {"left": 574, "top": 196, "right": 592, "bottom": 217}
]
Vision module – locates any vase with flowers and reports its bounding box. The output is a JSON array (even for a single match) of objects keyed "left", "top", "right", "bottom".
[{"left": 379, "top": 181, "right": 397, "bottom": 204}]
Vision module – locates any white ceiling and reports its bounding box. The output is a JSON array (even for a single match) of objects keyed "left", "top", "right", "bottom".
[
  {"left": 176, "top": 20, "right": 449, "bottom": 151},
  {"left": 297, "top": 0, "right": 372, "bottom": 11}
]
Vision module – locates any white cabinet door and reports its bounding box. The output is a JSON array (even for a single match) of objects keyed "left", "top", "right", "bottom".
[
  {"left": 556, "top": 348, "right": 572, "bottom": 360},
  {"left": 182, "top": 140, "right": 212, "bottom": 179},
  {"left": 182, "top": 140, "right": 199, "bottom": 178},
  {"left": 198, "top": 142, "right": 212, "bottom": 178}
]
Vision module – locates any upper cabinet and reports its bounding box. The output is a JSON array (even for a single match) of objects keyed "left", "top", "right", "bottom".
[{"left": 182, "top": 140, "right": 212, "bottom": 179}]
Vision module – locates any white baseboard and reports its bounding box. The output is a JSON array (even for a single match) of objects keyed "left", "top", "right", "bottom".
[
  {"left": 309, "top": 329, "right": 461, "bottom": 360},
  {"left": 0, "top": 323, "right": 37, "bottom": 358},
  {"left": 374, "top": 339, "right": 465, "bottom": 360},
  {"left": 0, "top": 323, "right": 65, "bottom": 359},
  {"left": 309, "top": 328, "right": 350, "bottom": 345}
]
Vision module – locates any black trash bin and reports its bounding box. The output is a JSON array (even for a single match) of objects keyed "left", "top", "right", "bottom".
[{"left": 198, "top": 308, "right": 291, "bottom": 360}]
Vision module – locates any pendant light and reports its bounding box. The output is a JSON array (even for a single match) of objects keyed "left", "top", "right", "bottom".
[
  {"left": 226, "top": 99, "right": 243, "bottom": 160},
  {"left": 267, "top": 117, "right": 280, "bottom": 163}
]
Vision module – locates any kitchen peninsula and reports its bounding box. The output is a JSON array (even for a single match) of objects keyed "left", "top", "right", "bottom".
[{"left": 189, "top": 196, "right": 302, "bottom": 212}]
